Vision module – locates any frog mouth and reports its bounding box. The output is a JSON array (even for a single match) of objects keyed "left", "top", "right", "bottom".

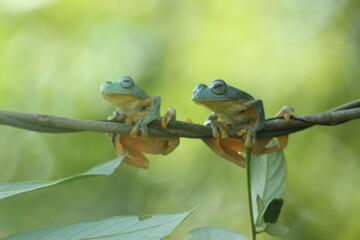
[
  {"left": 102, "top": 93, "right": 144, "bottom": 105},
  {"left": 192, "top": 97, "right": 233, "bottom": 103},
  {"left": 102, "top": 91, "right": 128, "bottom": 96}
]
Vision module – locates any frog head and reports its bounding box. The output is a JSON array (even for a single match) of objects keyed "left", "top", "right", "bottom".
[
  {"left": 192, "top": 79, "right": 256, "bottom": 114},
  {"left": 193, "top": 79, "right": 253, "bottom": 103},
  {"left": 101, "top": 76, "right": 150, "bottom": 107}
]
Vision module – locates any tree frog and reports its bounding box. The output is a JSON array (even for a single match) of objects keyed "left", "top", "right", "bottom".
[
  {"left": 192, "top": 79, "right": 293, "bottom": 167},
  {"left": 101, "top": 76, "right": 179, "bottom": 168}
]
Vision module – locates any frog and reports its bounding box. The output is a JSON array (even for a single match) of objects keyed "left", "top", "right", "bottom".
[
  {"left": 192, "top": 79, "right": 294, "bottom": 167},
  {"left": 101, "top": 76, "right": 179, "bottom": 168}
]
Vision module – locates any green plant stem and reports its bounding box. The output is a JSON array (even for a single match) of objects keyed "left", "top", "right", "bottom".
[{"left": 246, "top": 147, "right": 256, "bottom": 240}]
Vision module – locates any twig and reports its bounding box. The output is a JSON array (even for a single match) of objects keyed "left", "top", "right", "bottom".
[{"left": 0, "top": 99, "right": 359, "bottom": 140}]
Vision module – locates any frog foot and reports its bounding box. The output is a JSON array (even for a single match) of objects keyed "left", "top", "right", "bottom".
[
  {"left": 127, "top": 117, "right": 150, "bottom": 137},
  {"left": 130, "top": 115, "right": 159, "bottom": 137},
  {"left": 129, "top": 123, "right": 140, "bottom": 137},
  {"left": 205, "top": 119, "right": 228, "bottom": 139},
  {"left": 236, "top": 128, "right": 247, "bottom": 136},
  {"left": 276, "top": 105, "right": 295, "bottom": 124},
  {"left": 108, "top": 111, "right": 126, "bottom": 121},
  {"left": 284, "top": 107, "right": 294, "bottom": 124},
  {"left": 161, "top": 107, "right": 176, "bottom": 130},
  {"left": 140, "top": 116, "right": 160, "bottom": 137},
  {"left": 244, "top": 127, "right": 257, "bottom": 148},
  {"left": 109, "top": 133, "right": 118, "bottom": 147}
]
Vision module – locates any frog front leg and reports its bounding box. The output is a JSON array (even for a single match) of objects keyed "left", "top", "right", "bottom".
[
  {"left": 161, "top": 107, "right": 176, "bottom": 130},
  {"left": 205, "top": 113, "right": 229, "bottom": 139},
  {"left": 237, "top": 99, "right": 265, "bottom": 147},
  {"left": 258, "top": 105, "right": 294, "bottom": 154},
  {"left": 130, "top": 96, "right": 161, "bottom": 137},
  {"left": 106, "top": 111, "right": 128, "bottom": 147},
  {"left": 276, "top": 105, "right": 294, "bottom": 124},
  {"left": 107, "top": 111, "right": 127, "bottom": 121}
]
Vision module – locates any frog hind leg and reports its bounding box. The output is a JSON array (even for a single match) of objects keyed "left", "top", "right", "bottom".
[
  {"left": 163, "top": 138, "right": 180, "bottom": 154},
  {"left": 107, "top": 133, "right": 122, "bottom": 154},
  {"left": 111, "top": 134, "right": 149, "bottom": 168},
  {"left": 203, "top": 138, "right": 246, "bottom": 167},
  {"left": 256, "top": 105, "right": 294, "bottom": 154},
  {"left": 138, "top": 97, "right": 161, "bottom": 136},
  {"left": 240, "top": 99, "right": 265, "bottom": 148},
  {"left": 125, "top": 148, "right": 149, "bottom": 169},
  {"left": 275, "top": 105, "right": 294, "bottom": 124},
  {"left": 259, "top": 135, "right": 288, "bottom": 154},
  {"left": 147, "top": 137, "right": 180, "bottom": 155}
]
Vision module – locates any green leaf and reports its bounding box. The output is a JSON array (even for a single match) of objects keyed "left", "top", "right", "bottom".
[
  {"left": 189, "top": 226, "right": 248, "bottom": 240},
  {"left": 263, "top": 198, "right": 284, "bottom": 224},
  {"left": 2, "top": 208, "right": 195, "bottom": 240},
  {"left": 255, "top": 195, "right": 266, "bottom": 228},
  {"left": 0, "top": 155, "right": 125, "bottom": 200},
  {"left": 256, "top": 195, "right": 265, "bottom": 219},
  {"left": 264, "top": 222, "right": 289, "bottom": 237},
  {"left": 250, "top": 141, "right": 287, "bottom": 225}
]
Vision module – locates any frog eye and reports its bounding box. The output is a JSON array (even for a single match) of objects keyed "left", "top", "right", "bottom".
[
  {"left": 119, "top": 76, "right": 134, "bottom": 89},
  {"left": 210, "top": 79, "right": 227, "bottom": 95}
]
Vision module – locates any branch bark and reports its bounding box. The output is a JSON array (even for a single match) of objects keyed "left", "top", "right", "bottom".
[{"left": 0, "top": 99, "right": 359, "bottom": 140}]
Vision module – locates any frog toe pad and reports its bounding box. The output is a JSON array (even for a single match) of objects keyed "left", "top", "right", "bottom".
[{"left": 161, "top": 108, "right": 177, "bottom": 130}]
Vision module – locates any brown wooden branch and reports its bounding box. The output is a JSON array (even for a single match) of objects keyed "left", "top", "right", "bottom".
[{"left": 0, "top": 99, "right": 359, "bottom": 140}]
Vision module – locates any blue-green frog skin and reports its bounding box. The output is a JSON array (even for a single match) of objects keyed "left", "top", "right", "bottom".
[
  {"left": 101, "top": 76, "right": 179, "bottom": 168},
  {"left": 192, "top": 79, "right": 293, "bottom": 167},
  {"left": 192, "top": 79, "right": 266, "bottom": 145},
  {"left": 101, "top": 76, "right": 161, "bottom": 136}
]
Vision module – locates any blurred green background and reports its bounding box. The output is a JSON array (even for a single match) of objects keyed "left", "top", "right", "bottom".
[{"left": 0, "top": 0, "right": 359, "bottom": 239}]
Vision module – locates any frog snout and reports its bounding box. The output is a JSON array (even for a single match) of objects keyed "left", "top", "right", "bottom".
[
  {"left": 192, "top": 84, "right": 207, "bottom": 98},
  {"left": 100, "top": 81, "right": 112, "bottom": 92}
]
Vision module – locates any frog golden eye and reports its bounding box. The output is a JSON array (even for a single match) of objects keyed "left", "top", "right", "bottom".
[
  {"left": 210, "top": 79, "right": 227, "bottom": 95},
  {"left": 119, "top": 76, "right": 134, "bottom": 89}
]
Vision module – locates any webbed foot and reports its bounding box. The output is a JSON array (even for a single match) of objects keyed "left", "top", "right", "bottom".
[
  {"left": 108, "top": 111, "right": 126, "bottom": 121},
  {"left": 128, "top": 116, "right": 153, "bottom": 137},
  {"left": 161, "top": 107, "right": 176, "bottom": 130},
  {"left": 276, "top": 105, "right": 294, "bottom": 124},
  {"left": 129, "top": 123, "right": 140, "bottom": 137},
  {"left": 139, "top": 118, "right": 153, "bottom": 136},
  {"left": 205, "top": 119, "right": 229, "bottom": 138},
  {"left": 244, "top": 127, "right": 257, "bottom": 148},
  {"left": 236, "top": 127, "right": 257, "bottom": 148}
]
